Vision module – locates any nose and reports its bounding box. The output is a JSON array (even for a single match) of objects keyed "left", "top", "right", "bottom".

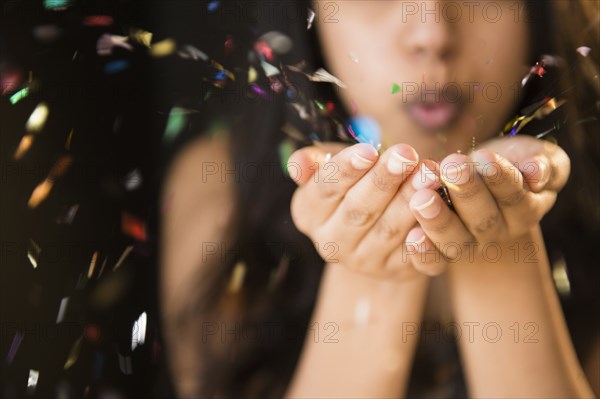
[{"left": 402, "top": 6, "right": 456, "bottom": 62}]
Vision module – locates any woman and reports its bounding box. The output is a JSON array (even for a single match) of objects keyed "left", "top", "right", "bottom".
[{"left": 161, "top": 1, "right": 599, "bottom": 397}]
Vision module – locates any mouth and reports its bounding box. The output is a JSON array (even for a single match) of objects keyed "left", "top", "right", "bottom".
[{"left": 406, "top": 101, "right": 461, "bottom": 131}]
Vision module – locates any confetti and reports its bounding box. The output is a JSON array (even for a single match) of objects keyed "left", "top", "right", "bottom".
[
  {"left": 14, "top": 134, "right": 34, "bottom": 160},
  {"left": 248, "top": 66, "right": 258, "bottom": 83},
  {"left": 113, "top": 245, "right": 134, "bottom": 271},
  {"left": 118, "top": 354, "right": 133, "bottom": 375},
  {"left": 56, "top": 296, "right": 70, "bottom": 323},
  {"left": 279, "top": 140, "right": 295, "bottom": 174},
  {"left": 258, "top": 31, "right": 293, "bottom": 54},
  {"left": 97, "top": 34, "right": 133, "bottom": 56},
  {"left": 63, "top": 336, "right": 83, "bottom": 369},
  {"left": 131, "top": 312, "right": 147, "bottom": 351},
  {"left": 56, "top": 204, "right": 79, "bottom": 224},
  {"left": 104, "top": 60, "right": 130, "bottom": 75},
  {"left": 224, "top": 35, "right": 235, "bottom": 55},
  {"left": 84, "top": 325, "right": 102, "bottom": 342},
  {"left": 261, "top": 61, "right": 281, "bottom": 77},
  {"left": 576, "top": 46, "right": 592, "bottom": 57},
  {"left": 269, "top": 77, "right": 284, "bottom": 93},
  {"left": 227, "top": 261, "right": 247, "bottom": 293},
  {"left": 177, "top": 45, "right": 209, "bottom": 61},
  {"left": 150, "top": 38, "right": 176, "bottom": 57},
  {"left": 123, "top": 169, "right": 142, "bottom": 191},
  {"left": 130, "top": 28, "right": 153, "bottom": 47},
  {"left": 97, "top": 256, "right": 108, "bottom": 279},
  {"left": 121, "top": 212, "right": 146, "bottom": 241},
  {"left": 391, "top": 83, "right": 401, "bottom": 94},
  {"left": 65, "top": 128, "right": 74, "bottom": 150},
  {"left": 348, "top": 116, "right": 382, "bottom": 148},
  {"left": 552, "top": 255, "right": 571, "bottom": 297},
  {"left": 268, "top": 254, "right": 290, "bottom": 291},
  {"left": 255, "top": 41, "right": 274, "bottom": 61},
  {"left": 250, "top": 83, "right": 268, "bottom": 98},
  {"left": 32, "top": 24, "right": 62, "bottom": 43},
  {"left": 27, "top": 239, "right": 42, "bottom": 269},
  {"left": 163, "top": 107, "right": 191, "bottom": 142},
  {"left": 83, "top": 15, "right": 114, "bottom": 27},
  {"left": 26, "top": 102, "right": 49, "bottom": 133},
  {"left": 9, "top": 87, "right": 29, "bottom": 104},
  {"left": 502, "top": 97, "right": 567, "bottom": 136},
  {"left": 307, "top": 8, "right": 316, "bottom": 29},
  {"left": 5, "top": 332, "right": 24, "bottom": 364},
  {"left": 88, "top": 251, "right": 99, "bottom": 279},
  {"left": 307, "top": 68, "right": 347, "bottom": 88},
  {"left": 44, "top": 0, "right": 72, "bottom": 10},
  {"left": 348, "top": 51, "right": 359, "bottom": 63},
  {"left": 27, "top": 370, "right": 40, "bottom": 392},
  {"left": 28, "top": 155, "right": 72, "bottom": 208},
  {"left": 1, "top": 69, "right": 23, "bottom": 95},
  {"left": 207, "top": 1, "right": 220, "bottom": 13}
]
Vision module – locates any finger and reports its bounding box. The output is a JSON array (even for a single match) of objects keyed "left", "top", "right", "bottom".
[
  {"left": 472, "top": 149, "right": 558, "bottom": 236},
  {"left": 440, "top": 153, "right": 505, "bottom": 240},
  {"left": 320, "top": 144, "right": 419, "bottom": 248},
  {"left": 405, "top": 227, "right": 448, "bottom": 276},
  {"left": 287, "top": 142, "right": 349, "bottom": 185},
  {"left": 519, "top": 142, "right": 569, "bottom": 192},
  {"left": 356, "top": 160, "right": 441, "bottom": 268},
  {"left": 290, "top": 143, "right": 379, "bottom": 234},
  {"left": 476, "top": 136, "right": 570, "bottom": 193},
  {"left": 409, "top": 188, "right": 475, "bottom": 262}
]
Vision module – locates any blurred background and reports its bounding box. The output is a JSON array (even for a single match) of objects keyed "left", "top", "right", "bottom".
[{"left": 0, "top": 1, "right": 246, "bottom": 397}]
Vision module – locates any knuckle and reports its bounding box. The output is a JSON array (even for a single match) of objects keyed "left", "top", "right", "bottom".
[
  {"left": 397, "top": 185, "right": 414, "bottom": 204},
  {"left": 427, "top": 212, "right": 453, "bottom": 234},
  {"left": 369, "top": 169, "right": 396, "bottom": 192},
  {"left": 497, "top": 188, "right": 527, "bottom": 207},
  {"left": 373, "top": 219, "right": 400, "bottom": 240},
  {"left": 318, "top": 180, "right": 343, "bottom": 201},
  {"left": 472, "top": 212, "right": 501, "bottom": 235},
  {"left": 451, "top": 183, "right": 481, "bottom": 200},
  {"left": 342, "top": 201, "right": 375, "bottom": 227}
]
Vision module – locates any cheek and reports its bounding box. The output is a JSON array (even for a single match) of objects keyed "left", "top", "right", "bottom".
[{"left": 466, "top": 24, "right": 530, "bottom": 139}]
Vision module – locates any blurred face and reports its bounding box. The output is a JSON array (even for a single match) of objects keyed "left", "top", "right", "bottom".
[{"left": 315, "top": 1, "right": 531, "bottom": 159}]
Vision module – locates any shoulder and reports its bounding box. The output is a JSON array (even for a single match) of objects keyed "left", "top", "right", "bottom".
[
  {"left": 161, "top": 131, "right": 236, "bottom": 313},
  {"left": 160, "top": 132, "right": 237, "bottom": 396}
]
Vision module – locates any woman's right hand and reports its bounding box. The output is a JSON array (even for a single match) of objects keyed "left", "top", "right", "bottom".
[{"left": 288, "top": 142, "right": 444, "bottom": 279}]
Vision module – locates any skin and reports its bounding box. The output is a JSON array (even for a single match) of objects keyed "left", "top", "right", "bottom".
[
  {"left": 161, "top": 1, "right": 595, "bottom": 397},
  {"left": 315, "top": 0, "right": 531, "bottom": 159},
  {"left": 286, "top": 1, "right": 594, "bottom": 397}
]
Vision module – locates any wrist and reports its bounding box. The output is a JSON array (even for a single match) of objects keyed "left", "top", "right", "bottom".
[{"left": 313, "top": 262, "right": 429, "bottom": 328}]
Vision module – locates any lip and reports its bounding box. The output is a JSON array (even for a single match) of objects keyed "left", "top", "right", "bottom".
[{"left": 407, "top": 101, "right": 460, "bottom": 131}]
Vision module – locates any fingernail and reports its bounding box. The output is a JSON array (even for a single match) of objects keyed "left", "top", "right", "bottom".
[
  {"left": 412, "top": 163, "right": 440, "bottom": 190},
  {"left": 442, "top": 163, "right": 470, "bottom": 185},
  {"left": 471, "top": 150, "right": 496, "bottom": 169},
  {"left": 412, "top": 195, "right": 441, "bottom": 219},
  {"left": 351, "top": 153, "right": 375, "bottom": 170},
  {"left": 407, "top": 234, "right": 427, "bottom": 253},
  {"left": 387, "top": 151, "right": 417, "bottom": 175},
  {"left": 351, "top": 144, "right": 378, "bottom": 170},
  {"left": 533, "top": 156, "right": 550, "bottom": 188}
]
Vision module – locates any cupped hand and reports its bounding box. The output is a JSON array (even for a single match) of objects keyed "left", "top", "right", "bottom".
[
  {"left": 405, "top": 135, "right": 570, "bottom": 271},
  {"left": 288, "top": 142, "right": 436, "bottom": 279}
]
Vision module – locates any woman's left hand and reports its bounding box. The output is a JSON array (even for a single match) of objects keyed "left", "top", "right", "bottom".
[{"left": 404, "top": 135, "right": 570, "bottom": 272}]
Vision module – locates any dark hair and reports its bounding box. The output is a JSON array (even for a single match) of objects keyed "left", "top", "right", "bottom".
[{"left": 164, "top": 1, "right": 600, "bottom": 397}]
